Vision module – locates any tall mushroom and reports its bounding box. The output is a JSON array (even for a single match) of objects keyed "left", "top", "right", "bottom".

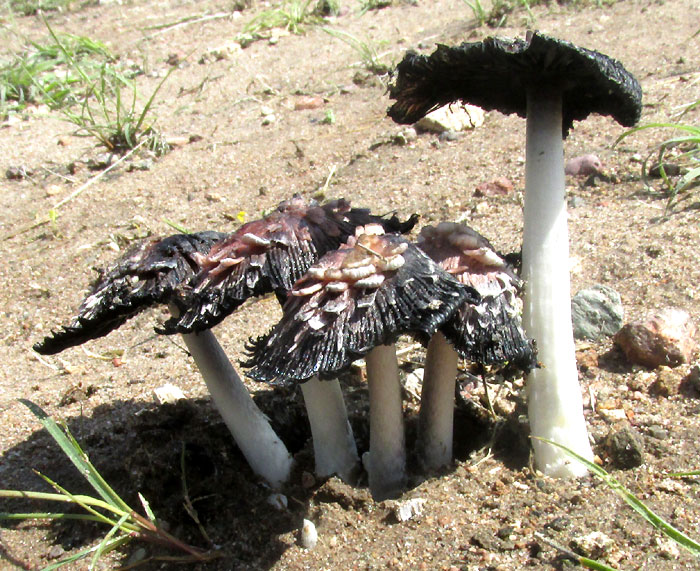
[
  {"left": 388, "top": 32, "right": 643, "bottom": 476},
  {"left": 248, "top": 224, "right": 478, "bottom": 500},
  {"left": 416, "top": 222, "right": 536, "bottom": 470},
  {"left": 34, "top": 231, "right": 294, "bottom": 488}
]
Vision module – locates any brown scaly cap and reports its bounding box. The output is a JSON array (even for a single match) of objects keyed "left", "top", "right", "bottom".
[
  {"left": 246, "top": 225, "right": 479, "bottom": 383},
  {"left": 388, "top": 31, "right": 642, "bottom": 136},
  {"left": 417, "top": 222, "right": 537, "bottom": 372},
  {"left": 33, "top": 231, "right": 225, "bottom": 355},
  {"left": 164, "top": 195, "right": 418, "bottom": 334}
]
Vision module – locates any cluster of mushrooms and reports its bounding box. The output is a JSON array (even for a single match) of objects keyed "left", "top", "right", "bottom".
[{"left": 35, "top": 32, "right": 642, "bottom": 501}]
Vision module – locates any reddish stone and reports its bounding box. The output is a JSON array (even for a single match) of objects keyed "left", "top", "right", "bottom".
[
  {"left": 474, "top": 176, "right": 514, "bottom": 196},
  {"left": 614, "top": 308, "right": 697, "bottom": 369},
  {"left": 294, "top": 96, "right": 324, "bottom": 110},
  {"left": 565, "top": 153, "right": 602, "bottom": 176}
]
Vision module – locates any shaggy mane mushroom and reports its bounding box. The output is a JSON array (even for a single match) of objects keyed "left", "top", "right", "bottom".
[
  {"left": 416, "top": 221, "right": 536, "bottom": 470},
  {"left": 389, "top": 32, "right": 642, "bottom": 477},
  {"left": 34, "top": 230, "right": 294, "bottom": 488},
  {"left": 248, "top": 224, "right": 478, "bottom": 500}
]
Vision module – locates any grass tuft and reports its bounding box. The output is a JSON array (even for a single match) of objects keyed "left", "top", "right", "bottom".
[
  {"left": 237, "top": 0, "right": 322, "bottom": 45},
  {"left": 535, "top": 437, "right": 700, "bottom": 558},
  {"left": 0, "top": 32, "right": 113, "bottom": 111},
  {"left": 322, "top": 27, "right": 390, "bottom": 74},
  {"left": 0, "top": 400, "right": 215, "bottom": 568},
  {"left": 616, "top": 102, "right": 700, "bottom": 213}
]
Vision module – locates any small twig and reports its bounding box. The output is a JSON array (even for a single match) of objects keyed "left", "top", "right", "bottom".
[
  {"left": 534, "top": 531, "right": 580, "bottom": 561},
  {"left": 319, "top": 165, "right": 337, "bottom": 194},
  {"left": 180, "top": 444, "right": 215, "bottom": 547},
  {"left": 30, "top": 351, "right": 61, "bottom": 372},
  {"left": 41, "top": 165, "right": 77, "bottom": 184},
  {"left": 356, "top": 241, "right": 387, "bottom": 262},
  {"left": 481, "top": 373, "right": 495, "bottom": 417},
  {"left": 141, "top": 12, "right": 231, "bottom": 36}
]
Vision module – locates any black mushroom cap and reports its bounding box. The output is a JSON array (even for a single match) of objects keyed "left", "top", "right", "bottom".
[
  {"left": 246, "top": 224, "right": 480, "bottom": 384},
  {"left": 417, "top": 222, "right": 537, "bottom": 373},
  {"left": 388, "top": 31, "right": 643, "bottom": 136},
  {"left": 34, "top": 231, "right": 225, "bottom": 355},
  {"left": 163, "top": 195, "right": 418, "bottom": 334}
]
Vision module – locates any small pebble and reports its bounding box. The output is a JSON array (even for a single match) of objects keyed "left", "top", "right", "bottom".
[
  {"left": 6, "top": 165, "right": 33, "bottom": 180},
  {"left": 47, "top": 545, "right": 65, "bottom": 559},
  {"left": 565, "top": 153, "right": 602, "bottom": 176},
  {"left": 415, "top": 104, "right": 484, "bottom": 133},
  {"left": 571, "top": 284, "right": 624, "bottom": 341},
  {"left": 570, "top": 530, "right": 613, "bottom": 559},
  {"left": 649, "top": 367, "right": 681, "bottom": 397},
  {"left": 300, "top": 519, "right": 318, "bottom": 549},
  {"left": 604, "top": 425, "right": 644, "bottom": 469},
  {"left": 394, "top": 498, "right": 427, "bottom": 522},
  {"left": 153, "top": 383, "right": 186, "bottom": 404}
]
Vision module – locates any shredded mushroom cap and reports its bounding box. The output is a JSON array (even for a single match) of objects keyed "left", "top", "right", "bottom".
[
  {"left": 247, "top": 225, "right": 478, "bottom": 383},
  {"left": 417, "top": 222, "right": 537, "bottom": 372},
  {"left": 34, "top": 231, "right": 225, "bottom": 355},
  {"left": 165, "top": 196, "right": 417, "bottom": 333}
]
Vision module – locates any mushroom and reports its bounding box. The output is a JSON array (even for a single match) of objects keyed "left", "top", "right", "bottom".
[
  {"left": 388, "top": 32, "right": 642, "bottom": 476},
  {"left": 34, "top": 231, "right": 294, "bottom": 488},
  {"left": 416, "top": 222, "right": 536, "bottom": 470},
  {"left": 37, "top": 196, "right": 417, "bottom": 486},
  {"left": 160, "top": 195, "right": 417, "bottom": 483},
  {"left": 247, "top": 224, "right": 478, "bottom": 499}
]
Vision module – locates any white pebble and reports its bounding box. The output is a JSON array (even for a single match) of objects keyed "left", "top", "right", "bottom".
[
  {"left": 153, "top": 383, "right": 185, "bottom": 404},
  {"left": 300, "top": 519, "right": 318, "bottom": 549}
]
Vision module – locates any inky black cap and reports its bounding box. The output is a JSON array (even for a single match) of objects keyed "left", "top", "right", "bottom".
[{"left": 388, "top": 31, "right": 642, "bottom": 136}]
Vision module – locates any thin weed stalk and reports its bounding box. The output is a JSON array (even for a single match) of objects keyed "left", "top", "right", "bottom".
[{"left": 0, "top": 400, "right": 214, "bottom": 568}]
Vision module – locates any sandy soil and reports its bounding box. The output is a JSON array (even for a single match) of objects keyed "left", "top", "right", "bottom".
[{"left": 1, "top": 0, "right": 699, "bottom": 569}]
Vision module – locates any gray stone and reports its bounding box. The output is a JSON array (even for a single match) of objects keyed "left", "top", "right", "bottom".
[
  {"left": 571, "top": 284, "right": 624, "bottom": 341},
  {"left": 605, "top": 425, "right": 645, "bottom": 469}
]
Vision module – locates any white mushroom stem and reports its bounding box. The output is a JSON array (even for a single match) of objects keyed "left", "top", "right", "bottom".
[
  {"left": 417, "top": 332, "right": 459, "bottom": 470},
  {"left": 170, "top": 304, "right": 293, "bottom": 488},
  {"left": 300, "top": 376, "right": 360, "bottom": 483},
  {"left": 364, "top": 343, "right": 406, "bottom": 500},
  {"left": 521, "top": 88, "right": 594, "bottom": 477}
]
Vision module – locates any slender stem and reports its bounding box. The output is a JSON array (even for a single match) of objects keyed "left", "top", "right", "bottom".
[
  {"left": 300, "top": 376, "right": 359, "bottom": 483},
  {"left": 167, "top": 302, "right": 294, "bottom": 489},
  {"left": 365, "top": 344, "right": 406, "bottom": 500},
  {"left": 521, "top": 88, "right": 594, "bottom": 477},
  {"left": 418, "top": 332, "right": 459, "bottom": 470}
]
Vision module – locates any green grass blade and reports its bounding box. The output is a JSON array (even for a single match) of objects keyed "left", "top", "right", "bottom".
[
  {"left": 580, "top": 557, "right": 618, "bottom": 571},
  {"left": 535, "top": 437, "right": 700, "bottom": 557},
  {"left": 615, "top": 122, "right": 700, "bottom": 145},
  {"left": 90, "top": 512, "right": 131, "bottom": 569},
  {"left": 42, "top": 534, "right": 131, "bottom": 571},
  {"left": 669, "top": 470, "right": 700, "bottom": 477},
  {"left": 1, "top": 489, "right": 128, "bottom": 516},
  {"left": 139, "top": 492, "right": 157, "bottom": 523},
  {"left": 18, "top": 399, "right": 132, "bottom": 513},
  {"left": 0, "top": 512, "right": 109, "bottom": 523},
  {"left": 162, "top": 219, "right": 191, "bottom": 234},
  {"left": 133, "top": 65, "right": 175, "bottom": 135},
  {"left": 36, "top": 471, "right": 138, "bottom": 532}
]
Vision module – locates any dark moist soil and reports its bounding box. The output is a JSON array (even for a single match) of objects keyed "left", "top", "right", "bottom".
[{"left": 1, "top": 0, "right": 699, "bottom": 569}]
